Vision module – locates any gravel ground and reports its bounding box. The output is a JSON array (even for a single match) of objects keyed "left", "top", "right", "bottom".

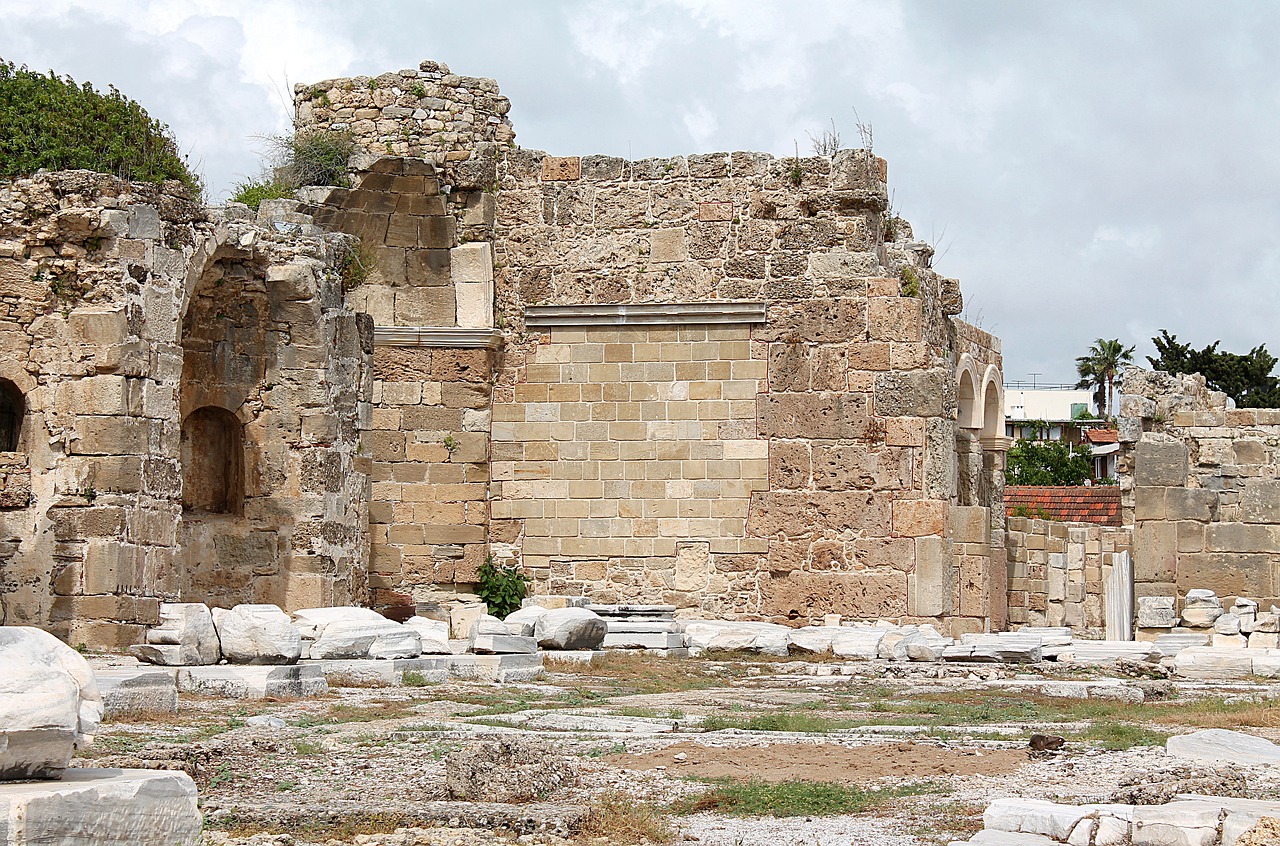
[{"left": 76, "top": 655, "right": 1280, "bottom": 846}]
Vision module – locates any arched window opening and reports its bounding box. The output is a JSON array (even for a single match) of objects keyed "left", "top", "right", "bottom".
[
  {"left": 181, "top": 406, "right": 243, "bottom": 515},
  {"left": 957, "top": 368, "right": 979, "bottom": 430},
  {"left": 981, "top": 380, "right": 1003, "bottom": 439},
  {"left": 0, "top": 380, "right": 23, "bottom": 452}
]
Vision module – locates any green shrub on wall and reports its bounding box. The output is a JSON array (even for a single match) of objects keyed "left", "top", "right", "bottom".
[
  {"left": 476, "top": 556, "right": 530, "bottom": 619},
  {"left": 0, "top": 59, "right": 199, "bottom": 194}
]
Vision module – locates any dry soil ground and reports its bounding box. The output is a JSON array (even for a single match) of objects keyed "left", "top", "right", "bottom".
[{"left": 77, "top": 653, "right": 1280, "bottom": 846}]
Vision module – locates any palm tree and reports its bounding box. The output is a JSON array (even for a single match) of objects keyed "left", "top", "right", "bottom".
[{"left": 1075, "top": 338, "right": 1135, "bottom": 418}]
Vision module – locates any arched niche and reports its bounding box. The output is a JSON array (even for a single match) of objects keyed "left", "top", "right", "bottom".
[
  {"left": 981, "top": 370, "right": 1004, "bottom": 439},
  {"left": 957, "top": 358, "right": 981, "bottom": 430},
  {"left": 181, "top": 406, "right": 244, "bottom": 515},
  {"left": 0, "top": 379, "right": 24, "bottom": 452}
]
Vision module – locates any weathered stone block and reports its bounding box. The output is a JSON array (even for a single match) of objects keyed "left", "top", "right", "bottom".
[
  {"left": 1135, "top": 487, "right": 1218, "bottom": 522},
  {"left": 757, "top": 392, "right": 871, "bottom": 440},
  {"left": 541, "top": 156, "right": 581, "bottom": 181},
  {"left": 1135, "top": 435, "right": 1189, "bottom": 487},
  {"left": 909, "top": 536, "right": 953, "bottom": 616}
]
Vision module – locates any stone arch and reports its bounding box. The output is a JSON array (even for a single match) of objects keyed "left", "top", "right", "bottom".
[
  {"left": 0, "top": 378, "right": 24, "bottom": 451},
  {"left": 980, "top": 367, "right": 1004, "bottom": 439},
  {"left": 957, "top": 355, "right": 981, "bottom": 430},
  {"left": 181, "top": 406, "right": 244, "bottom": 515}
]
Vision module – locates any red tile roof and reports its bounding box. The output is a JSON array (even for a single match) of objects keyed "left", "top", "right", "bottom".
[
  {"left": 1084, "top": 429, "right": 1119, "bottom": 445},
  {"left": 1005, "top": 485, "right": 1122, "bottom": 526}
]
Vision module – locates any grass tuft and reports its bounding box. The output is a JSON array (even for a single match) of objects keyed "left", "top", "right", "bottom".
[
  {"left": 581, "top": 791, "right": 677, "bottom": 844},
  {"left": 675, "top": 779, "right": 947, "bottom": 818}
]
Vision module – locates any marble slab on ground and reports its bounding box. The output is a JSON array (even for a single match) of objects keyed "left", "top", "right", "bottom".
[
  {"left": 1167, "top": 729, "right": 1280, "bottom": 766},
  {"left": 94, "top": 667, "right": 178, "bottom": 717},
  {"left": 602, "top": 632, "right": 687, "bottom": 649},
  {"left": 0, "top": 768, "right": 201, "bottom": 845},
  {"left": 176, "top": 664, "right": 328, "bottom": 699}
]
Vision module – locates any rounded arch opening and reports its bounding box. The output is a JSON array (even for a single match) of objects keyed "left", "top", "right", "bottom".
[
  {"left": 957, "top": 363, "right": 980, "bottom": 430},
  {"left": 0, "top": 379, "right": 24, "bottom": 452},
  {"left": 181, "top": 405, "right": 244, "bottom": 515},
  {"left": 981, "top": 374, "right": 1004, "bottom": 439}
]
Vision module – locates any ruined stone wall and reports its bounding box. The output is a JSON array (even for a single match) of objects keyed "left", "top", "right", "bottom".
[
  {"left": 303, "top": 158, "right": 497, "bottom": 614},
  {"left": 0, "top": 172, "right": 371, "bottom": 647},
  {"left": 1005, "top": 517, "right": 1131, "bottom": 636},
  {"left": 1118, "top": 367, "right": 1280, "bottom": 611},
  {"left": 296, "top": 60, "right": 514, "bottom": 161},
  {"left": 484, "top": 147, "right": 1003, "bottom": 631}
]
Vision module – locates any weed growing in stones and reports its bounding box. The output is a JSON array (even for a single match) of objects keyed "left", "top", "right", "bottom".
[{"left": 675, "top": 779, "right": 948, "bottom": 817}]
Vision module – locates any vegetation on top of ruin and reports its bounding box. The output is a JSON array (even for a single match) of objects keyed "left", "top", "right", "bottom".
[
  {"left": 1149, "top": 329, "right": 1280, "bottom": 408},
  {"left": 231, "top": 129, "right": 356, "bottom": 209},
  {"left": 0, "top": 59, "right": 199, "bottom": 195}
]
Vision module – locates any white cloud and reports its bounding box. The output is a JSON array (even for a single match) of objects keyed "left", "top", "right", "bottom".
[{"left": 1081, "top": 225, "right": 1163, "bottom": 259}]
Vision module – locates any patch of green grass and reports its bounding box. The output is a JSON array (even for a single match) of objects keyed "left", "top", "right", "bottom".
[
  {"left": 293, "top": 738, "right": 325, "bottom": 756},
  {"left": 700, "top": 712, "right": 856, "bottom": 734},
  {"left": 675, "top": 779, "right": 948, "bottom": 817},
  {"left": 400, "top": 670, "right": 432, "bottom": 687},
  {"left": 1071, "top": 722, "right": 1170, "bottom": 750}
]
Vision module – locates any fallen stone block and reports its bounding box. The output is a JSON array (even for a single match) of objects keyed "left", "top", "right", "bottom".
[
  {"left": 1054, "top": 641, "right": 1162, "bottom": 664},
  {"left": 291, "top": 606, "right": 388, "bottom": 639},
  {"left": 0, "top": 768, "right": 200, "bottom": 845},
  {"left": 213, "top": 604, "right": 302, "bottom": 665},
  {"left": 983, "top": 797, "right": 1094, "bottom": 841},
  {"left": 1167, "top": 729, "right": 1280, "bottom": 766},
  {"left": 176, "top": 664, "right": 327, "bottom": 699},
  {"left": 1231, "top": 815, "right": 1280, "bottom": 846},
  {"left": 96, "top": 668, "right": 178, "bottom": 718},
  {"left": 535, "top": 607, "right": 608, "bottom": 650},
  {"left": 472, "top": 634, "right": 538, "bottom": 654},
  {"left": 1153, "top": 632, "right": 1209, "bottom": 658},
  {"left": 524, "top": 713, "right": 677, "bottom": 733},
  {"left": 1137, "top": 596, "right": 1177, "bottom": 628},
  {"left": 684, "top": 620, "right": 791, "bottom": 656},
  {"left": 1008, "top": 627, "right": 1074, "bottom": 646},
  {"left": 605, "top": 620, "right": 684, "bottom": 634},
  {"left": 131, "top": 603, "right": 220, "bottom": 666},
  {"left": 0, "top": 626, "right": 102, "bottom": 781},
  {"left": 943, "top": 643, "right": 1042, "bottom": 663},
  {"left": 602, "top": 632, "right": 686, "bottom": 649},
  {"left": 1173, "top": 646, "right": 1255, "bottom": 679},
  {"left": 951, "top": 832, "right": 1059, "bottom": 846},
  {"left": 832, "top": 628, "right": 889, "bottom": 660},
  {"left": 502, "top": 605, "right": 548, "bottom": 637},
  {"left": 1180, "top": 589, "right": 1224, "bottom": 628},
  {"left": 446, "top": 653, "right": 544, "bottom": 683},
  {"left": 310, "top": 618, "right": 421, "bottom": 660},
  {"left": 404, "top": 617, "right": 451, "bottom": 654},
  {"left": 1131, "top": 800, "right": 1223, "bottom": 846}
]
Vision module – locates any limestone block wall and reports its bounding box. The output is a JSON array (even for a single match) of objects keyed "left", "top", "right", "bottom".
[
  {"left": 1118, "top": 367, "right": 1280, "bottom": 611},
  {"left": 0, "top": 171, "right": 371, "bottom": 647},
  {"left": 1005, "top": 517, "right": 1131, "bottom": 636},
  {"left": 304, "top": 157, "right": 498, "bottom": 613},
  {"left": 484, "top": 146, "right": 1005, "bottom": 631}
]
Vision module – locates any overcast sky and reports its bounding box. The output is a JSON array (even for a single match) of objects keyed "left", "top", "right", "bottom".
[{"left": 3, "top": 0, "right": 1276, "bottom": 384}]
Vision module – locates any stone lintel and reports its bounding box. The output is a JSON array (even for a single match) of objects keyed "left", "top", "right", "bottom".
[
  {"left": 524, "top": 301, "right": 766, "bottom": 328},
  {"left": 374, "top": 326, "right": 503, "bottom": 349}
]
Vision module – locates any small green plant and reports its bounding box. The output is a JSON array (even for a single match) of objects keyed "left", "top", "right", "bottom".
[
  {"left": 401, "top": 670, "right": 431, "bottom": 687},
  {"left": 292, "top": 738, "right": 324, "bottom": 756},
  {"left": 229, "top": 176, "right": 294, "bottom": 211},
  {"left": 900, "top": 266, "right": 920, "bottom": 297},
  {"left": 475, "top": 555, "right": 529, "bottom": 618},
  {"left": 410, "top": 82, "right": 426, "bottom": 98},
  {"left": 442, "top": 434, "right": 459, "bottom": 453},
  {"left": 334, "top": 237, "right": 375, "bottom": 291},
  {"left": 1009, "top": 503, "right": 1051, "bottom": 520},
  {"left": 788, "top": 139, "right": 803, "bottom": 186}
]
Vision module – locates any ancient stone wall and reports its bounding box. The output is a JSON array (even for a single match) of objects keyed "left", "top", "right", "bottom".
[
  {"left": 302, "top": 157, "right": 498, "bottom": 615},
  {"left": 296, "top": 60, "right": 514, "bottom": 161},
  {"left": 1118, "top": 367, "right": 1280, "bottom": 612},
  {"left": 1005, "top": 516, "right": 1131, "bottom": 636},
  {"left": 478, "top": 146, "right": 1007, "bottom": 631},
  {"left": 0, "top": 172, "right": 371, "bottom": 647}
]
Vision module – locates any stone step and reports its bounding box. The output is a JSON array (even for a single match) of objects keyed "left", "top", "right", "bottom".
[
  {"left": 604, "top": 620, "right": 684, "bottom": 634},
  {"left": 95, "top": 667, "right": 179, "bottom": 717}
]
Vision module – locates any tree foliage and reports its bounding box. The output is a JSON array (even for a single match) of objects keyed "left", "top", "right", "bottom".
[
  {"left": 0, "top": 59, "right": 198, "bottom": 193},
  {"left": 1148, "top": 330, "right": 1280, "bottom": 408},
  {"left": 1006, "top": 438, "right": 1094, "bottom": 486},
  {"left": 1075, "top": 338, "right": 1135, "bottom": 417}
]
